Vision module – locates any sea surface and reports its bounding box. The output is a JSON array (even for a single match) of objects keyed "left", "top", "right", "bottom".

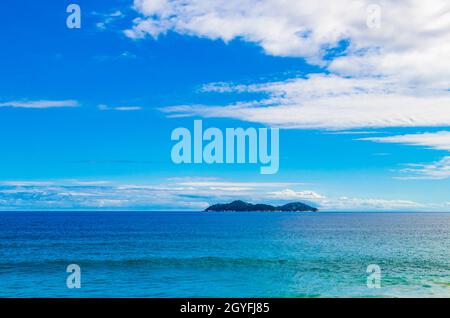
[{"left": 0, "top": 211, "right": 449, "bottom": 297}]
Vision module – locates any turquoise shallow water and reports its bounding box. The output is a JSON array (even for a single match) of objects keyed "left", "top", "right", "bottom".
[{"left": 0, "top": 211, "right": 449, "bottom": 297}]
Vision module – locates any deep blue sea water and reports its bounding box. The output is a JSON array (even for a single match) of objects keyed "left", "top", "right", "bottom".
[{"left": 0, "top": 211, "right": 449, "bottom": 297}]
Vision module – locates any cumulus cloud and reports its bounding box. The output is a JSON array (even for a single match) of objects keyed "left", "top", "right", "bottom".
[
  {"left": 269, "top": 189, "right": 325, "bottom": 200},
  {"left": 0, "top": 100, "right": 79, "bottom": 109},
  {"left": 268, "top": 188, "right": 423, "bottom": 210},
  {"left": 125, "top": 1, "right": 450, "bottom": 130},
  {"left": 126, "top": 0, "right": 450, "bottom": 88}
]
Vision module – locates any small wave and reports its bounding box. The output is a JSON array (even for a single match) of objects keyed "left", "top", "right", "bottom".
[{"left": 0, "top": 256, "right": 296, "bottom": 270}]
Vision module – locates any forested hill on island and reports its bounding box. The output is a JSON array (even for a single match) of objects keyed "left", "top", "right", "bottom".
[{"left": 205, "top": 200, "right": 318, "bottom": 212}]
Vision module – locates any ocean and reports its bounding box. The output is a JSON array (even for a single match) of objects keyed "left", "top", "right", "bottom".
[{"left": 0, "top": 211, "right": 449, "bottom": 297}]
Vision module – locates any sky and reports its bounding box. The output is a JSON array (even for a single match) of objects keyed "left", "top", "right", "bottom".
[{"left": 1, "top": 0, "right": 450, "bottom": 211}]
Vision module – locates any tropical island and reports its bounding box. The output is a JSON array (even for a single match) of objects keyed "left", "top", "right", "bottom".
[{"left": 205, "top": 200, "right": 318, "bottom": 212}]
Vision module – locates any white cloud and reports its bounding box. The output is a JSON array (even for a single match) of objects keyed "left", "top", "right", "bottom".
[
  {"left": 324, "top": 196, "right": 424, "bottom": 211},
  {"left": 94, "top": 10, "right": 125, "bottom": 30},
  {"left": 397, "top": 157, "right": 450, "bottom": 180},
  {"left": 0, "top": 179, "right": 441, "bottom": 211},
  {"left": 361, "top": 131, "right": 450, "bottom": 151},
  {"left": 127, "top": 1, "right": 450, "bottom": 130},
  {"left": 93, "top": 51, "right": 138, "bottom": 62},
  {"left": 161, "top": 74, "right": 450, "bottom": 130},
  {"left": 97, "top": 199, "right": 129, "bottom": 207},
  {"left": 269, "top": 189, "right": 325, "bottom": 200},
  {"left": 0, "top": 181, "right": 208, "bottom": 210},
  {"left": 114, "top": 106, "right": 142, "bottom": 111},
  {"left": 174, "top": 181, "right": 305, "bottom": 188},
  {"left": 268, "top": 188, "right": 423, "bottom": 210},
  {"left": 127, "top": 0, "right": 450, "bottom": 88},
  {"left": 0, "top": 100, "right": 79, "bottom": 109},
  {"left": 98, "top": 104, "right": 142, "bottom": 111},
  {"left": 361, "top": 131, "right": 450, "bottom": 179},
  {"left": 0, "top": 181, "right": 54, "bottom": 186},
  {"left": 325, "top": 131, "right": 386, "bottom": 135},
  {"left": 68, "top": 180, "right": 111, "bottom": 186}
]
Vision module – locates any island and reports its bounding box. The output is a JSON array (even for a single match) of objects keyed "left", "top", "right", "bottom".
[{"left": 204, "top": 200, "right": 318, "bottom": 212}]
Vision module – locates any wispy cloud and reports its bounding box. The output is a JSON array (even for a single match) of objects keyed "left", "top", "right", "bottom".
[
  {"left": 174, "top": 181, "right": 306, "bottom": 188},
  {"left": 323, "top": 196, "right": 425, "bottom": 211},
  {"left": 397, "top": 157, "right": 450, "bottom": 180},
  {"left": 361, "top": 131, "right": 450, "bottom": 151},
  {"left": 98, "top": 104, "right": 142, "bottom": 111},
  {"left": 326, "top": 131, "right": 386, "bottom": 135},
  {"left": 114, "top": 106, "right": 142, "bottom": 111},
  {"left": 93, "top": 51, "right": 137, "bottom": 62},
  {"left": 161, "top": 74, "right": 450, "bottom": 130},
  {"left": 361, "top": 131, "right": 450, "bottom": 179},
  {"left": 94, "top": 10, "right": 125, "bottom": 30},
  {"left": 0, "top": 100, "right": 79, "bottom": 109}
]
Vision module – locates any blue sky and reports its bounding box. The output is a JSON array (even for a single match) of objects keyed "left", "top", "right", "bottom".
[{"left": 1, "top": 0, "right": 450, "bottom": 211}]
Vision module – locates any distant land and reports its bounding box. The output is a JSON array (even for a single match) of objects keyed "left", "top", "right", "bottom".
[{"left": 205, "top": 200, "right": 319, "bottom": 212}]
